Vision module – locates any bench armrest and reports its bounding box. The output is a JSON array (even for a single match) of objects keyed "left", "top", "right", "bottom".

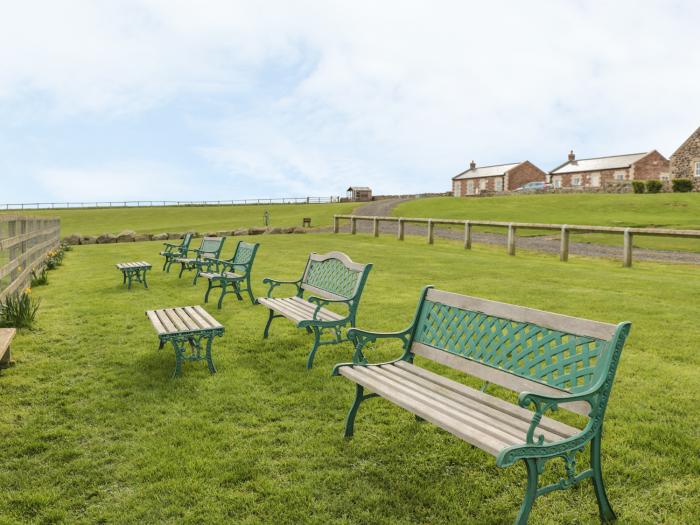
[
  {"left": 332, "top": 326, "right": 413, "bottom": 375},
  {"left": 518, "top": 390, "right": 597, "bottom": 445},
  {"left": 307, "top": 296, "right": 352, "bottom": 321},
  {"left": 262, "top": 277, "right": 302, "bottom": 297}
]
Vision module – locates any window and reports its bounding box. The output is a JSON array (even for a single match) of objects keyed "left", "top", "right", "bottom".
[
  {"left": 695, "top": 161, "right": 700, "bottom": 177},
  {"left": 572, "top": 175, "right": 582, "bottom": 186},
  {"left": 466, "top": 180, "right": 474, "bottom": 195},
  {"left": 590, "top": 173, "right": 601, "bottom": 187},
  {"left": 480, "top": 179, "right": 487, "bottom": 190},
  {"left": 660, "top": 174, "right": 670, "bottom": 181},
  {"left": 494, "top": 178, "right": 503, "bottom": 191},
  {"left": 613, "top": 170, "right": 626, "bottom": 181},
  {"left": 552, "top": 176, "right": 562, "bottom": 188}
]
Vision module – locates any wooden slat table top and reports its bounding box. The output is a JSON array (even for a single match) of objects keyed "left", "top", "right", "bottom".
[
  {"left": 116, "top": 261, "right": 152, "bottom": 270},
  {"left": 146, "top": 306, "right": 223, "bottom": 336},
  {"left": 0, "top": 328, "right": 16, "bottom": 353}
]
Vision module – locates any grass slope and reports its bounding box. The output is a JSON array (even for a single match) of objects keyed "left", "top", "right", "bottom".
[
  {"left": 8, "top": 202, "right": 358, "bottom": 237},
  {"left": 394, "top": 194, "right": 700, "bottom": 252},
  {"left": 1, "top": 234, "right": 698, "bottom": 524}
]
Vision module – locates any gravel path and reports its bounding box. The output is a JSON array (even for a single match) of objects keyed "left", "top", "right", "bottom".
[{"left": 318, "top": 198, "right": 700, "bottom": 265}]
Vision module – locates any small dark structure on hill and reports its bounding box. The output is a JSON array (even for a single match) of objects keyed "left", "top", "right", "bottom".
[{"left": 346, "top": 186, "right": 372, "bottom": 202}]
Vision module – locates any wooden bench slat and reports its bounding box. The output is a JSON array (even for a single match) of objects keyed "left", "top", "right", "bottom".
[
  {"left": 172, "top": 308, "right": 199, "bottom": 332},
  {"left": 193, "top": 306, "right": 224, "bottom": 330},
  {"left": 163, "top": 309, "right": 188, "bottom": 332},
  {"left": 154, "top": 310, "right": 177, "bottom": 333},
  {"left": 340, "top": 366, "right": 511, "bottom": 456},
  {"left": 182, "top": 306, "right": 209, "bottom": 330},
  {"left": 146, "top": 311, "right": 167, "bottom": 335}
]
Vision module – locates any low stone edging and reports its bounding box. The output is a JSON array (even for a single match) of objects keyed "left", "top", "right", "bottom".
[{"left": 63, "top": 226, "right": 308, "bottom": 245}]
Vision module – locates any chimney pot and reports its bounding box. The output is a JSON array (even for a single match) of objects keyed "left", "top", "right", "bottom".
[
  {"left": 470, "top": 160, "right": 476, "bottom": 169},
  {"left": 568, "top": 150, "right": 575, "bottom": 161}
]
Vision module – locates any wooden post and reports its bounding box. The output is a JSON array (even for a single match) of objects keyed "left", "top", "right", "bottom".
[
  {"left": 397, "top": 219, "right": 404, "bottom": 240},
  {"left": 373, "top": 218, "right": 379, "bottom": 237},
  {"left": 350, "top": 217, "right": 357, "bottom": 235},
  {"left": 333, "top": 216, "right": 339, "bottom": 234},
  {"left": 623, "top": 228, "right": 633, "bottom": 267},
  {"left": 560, "top": 225, "right": 569, "bottom": 262},
  {"left": 464, "top": 221, "right": 472, "bottom": 249},
  {"left": 427, "top": 220, "right": 434, "bottom": 244},
  {"left": 507, "top": 224, "right": 516, "bottom": 256}
]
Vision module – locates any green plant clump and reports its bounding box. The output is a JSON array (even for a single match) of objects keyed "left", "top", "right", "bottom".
[
  {"left": 672, "top": 178, "right": 694, "bottom": 193},
  {"left": 0, "top": 290, "right": 41, "bottom": 329},
  {"left": 645, "top": 180, "right": 663, "bottom": 193},
  {"left": 632, "top": 181, "right": 646, "bottom": 194},
  {"left": 31, "top": 268, "right": 49, "bottom": 287}
]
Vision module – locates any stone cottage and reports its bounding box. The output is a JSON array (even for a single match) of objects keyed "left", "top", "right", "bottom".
[
  {"left": 670, "top": 126, "right": 700, "bottom": 181},
  {"left": 548, "top": 150, "right": 670, "bottom": 189},
  {"left": 452, "top": 161, "right": 546, "bottom": 196}
]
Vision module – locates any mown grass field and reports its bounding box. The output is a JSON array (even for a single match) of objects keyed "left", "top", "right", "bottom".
[
  {"left": 393, "top": 194, "right": 700, "bottom": 252},
  {"left": 1, "top": 233, "right": 699, "bottom": 524},
  {"left": 10, "top": 202, "right": 358, "bottom": 237}
]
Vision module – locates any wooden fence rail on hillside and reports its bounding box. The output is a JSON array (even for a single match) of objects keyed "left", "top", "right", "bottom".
[
  {"left": 0, "top": 216, "right": 61, "bottom": 300},
  {"left": 333, "top": 215, "right": 700, "bottom": 267}
]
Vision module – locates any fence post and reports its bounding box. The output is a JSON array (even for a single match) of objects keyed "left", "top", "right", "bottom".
[
  {"left": 397, "top": 219, "right": 404, "bottom": 240},
  {"left": 560, "top": 225, "right": 570, "bottom": 262},
  {"left": 427, "top": 220, "right": 434, "bottom": 244},
  {"left": 623, "top": 228, "right": 633, "bottom": 267},
  {"left": 507, "top": 224, "right": 516, "bottom": 255},
  {"left": 333, "top": 216, "right": 339, "bottom": 234},
  {"left": 464, "top": 221, "right": 471, "bottom": 249},
  {"left": 373, "top": 218, "right": 379, "bottom": 237},
  {"left": 351, "top": 217, "right": 357, "bottom": 235}
]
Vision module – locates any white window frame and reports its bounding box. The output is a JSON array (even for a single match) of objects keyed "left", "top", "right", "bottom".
[
  {"left": 552, "top": 176, "right": 562, "bottom": 188},
  {"left": 695, "top": 161, "right": 700, "bottom": 177},
  {"left": 466, "top": 180, "right": 474, "bottom": 195},
  {"left": 480, "top": 178, "right": 487, "bottom": 190},
  {"left": 494, "top": 178, "right": 503, "bottom": 192},
  {"left": 613, "top": 171, "right": 626, "bottom": 181},
  {"left": 590, "top": 173, "right": 601, "bottom": 187},
  {"left": 571, "top": 175, "right": 582, "bottom": 187}
]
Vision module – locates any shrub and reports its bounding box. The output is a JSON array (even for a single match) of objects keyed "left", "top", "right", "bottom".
[
  {"left": 632, "top": 181, "right": 645, "bottom": 194},
  {"left": 672, "top": 178, "right": 693, "bottom": 193},
  {"left": 31, "top": 268, "right": 49, "bottom": 287},
  {"left": 0, "top": 290, "right": 41, "bottom": 329},
  {"left": 645, "top": 180, "right": 663, "bottom": 193}
]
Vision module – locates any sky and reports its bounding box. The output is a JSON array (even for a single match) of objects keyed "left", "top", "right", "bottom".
[{"left": 1, "top": 0, "right": 699, "bottom": 203}]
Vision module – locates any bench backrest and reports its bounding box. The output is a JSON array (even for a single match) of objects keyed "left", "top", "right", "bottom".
[
  {"left": 301, "top": 251, "right": 372, "bottom": 302},
  {"left": 230, "top": 241, "right": 259, "bottom": 274},
  {"left": 198, "top": 236, "right": 225, "bottom": 259},
  {"left": 181, "top": 232, "right": 193, "bottom": 250},
  {"left": 409, "top": 287, "right": 630, "bottom": 416}
]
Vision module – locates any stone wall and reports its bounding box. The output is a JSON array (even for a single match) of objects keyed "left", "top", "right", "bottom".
[
  {"left": 670, "top": 126, "right": 700, "bottom": 180},
  {"left": 506, "top": 161, "right": 548, "bottom": 190},
  {"left": 630, "top": 150, "right": 671, "bottom": 180}
]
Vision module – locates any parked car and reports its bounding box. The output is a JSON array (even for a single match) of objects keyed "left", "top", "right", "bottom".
[{"left": 514, "top": 181, "right": 552, "bottom": 192}]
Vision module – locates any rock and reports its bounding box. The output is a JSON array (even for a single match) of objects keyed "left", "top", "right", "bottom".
[
  {"left": 97, "top": 233, "right": 117, "bottom": 244},
  {"left": 152, "top": 233, "right": 168, "bottom": 241},
  {"left": 292, "top": 227, "right": 307, "bottom": 234},
  {"left": 233, "top": 228, "right": 249, "bottom": 236},
  {"left": 248, "top": 227, "right": 266, "bottom": 235},
  {"left": 265, "top": 227, "right": 283, "bottom": 234},
  {"left": 64, "top": 234, "right": 81, "bottom": 245},
  {"left": 134, "top": 233, "right": 152, "bottom": 242},
  {"left": 282, "top": 227, "right": 295, "bottom": 234},
  {"left": 81, "top": 235, "right": 97, "bottom": 245},
  {"left": 117, "top": 230, "right": 136, "bottom": 242},
  {"left": 168, "top": 232, "right": 184, "bottom": 240},
  {"left": 217, "top": 230, "right": 234, "bottom": 237}
]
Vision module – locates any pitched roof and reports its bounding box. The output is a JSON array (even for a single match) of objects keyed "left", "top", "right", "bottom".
[
  {"left": 347, "top": 186, "right": 371, "bottom": 191},
  {"left": 550, "top": 152, "right": 649, "bottom": 175},
  {"left": 670, "top": 126, "right": 700, "bottom": 158},
  {"left": 453, "top": 162, "right": 522, "bottom": 180}
]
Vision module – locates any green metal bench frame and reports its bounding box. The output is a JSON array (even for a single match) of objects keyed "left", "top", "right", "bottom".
[
  {"left": 174, "top": 236, "right": 225, "bottom": 284},
  {"left": 258, "top": 251, "right": 372, "bottom": 369},
  {"left": 159, "top": 233, "right": 193, "bottom": 272},
  {"left": 333, "top": 286, "right": 631, "bottom": 525},
  {"left": 201, "top": 241, "right": 260, "bottom": 308},
  {"left": 116, "top": 261, "right": 152, "bottom": 289}
]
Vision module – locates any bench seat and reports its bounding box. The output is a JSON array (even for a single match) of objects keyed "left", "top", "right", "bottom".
[
  {"left": 0, "top": 327, "right": 17, "bottom": 369},
  {"left": 339, "top": 361, "right": 580, "bottom": 457},
  {"left": 258, "top": 296, "right": 346, "bottom": 325}
]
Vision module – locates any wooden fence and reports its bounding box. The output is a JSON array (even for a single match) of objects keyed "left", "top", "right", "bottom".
[
  {"left": 0, "top": 216, "right": 61, "bottom": 300},
  {"left": 333, "top": 215, "right": 700, "bottom": 267}
]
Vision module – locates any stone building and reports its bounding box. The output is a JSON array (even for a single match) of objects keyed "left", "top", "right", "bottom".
[
  {"left": 346, "top": 186, "right": 372, "bottom": 201},
  {"left": 670, "top": 126, "right": 700, "bottom": 181},
  {"left": 452, "top": 160, "right": 546, "bottom": 196},
  {"left": 548, "top": 150, "right": 670, "bottom": 189}
]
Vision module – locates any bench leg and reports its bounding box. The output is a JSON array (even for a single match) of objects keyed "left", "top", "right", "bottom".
[
  {"left": 244, "top": 276, "right": 256, "bottom": 304},
  {"left": 306, "top": 326, "right": 322, "bottom": 369},
  {"left": 171, "top": 340, "right": 185, "bottom": 377},
  {"left": 178, "top": 262, "right": 186, "bottom": 278},
  {"left": 263, "top": 309, "right": 277, "bottom": 338},
  {"left": 122, "top": 271, "right": 127, "bottom": 284},
  {"left": 204, "top": 279, "right": 214, "bottom": 303},
  {"left": 205, "top": 336, "right": 216, "bottom": 374},
  {"left": 514, "top": 459, "right": 539, "bottom": 525},
  {"left": 345, "top": 384, "right": 364, "bottom": 438},
  {"left": 142, "top": 270, "right": 148, "bottom": 289},
  {"left": 591, "top": 431, "right": 616, "bottom": 523},
  {"left": 217, "top": 282, "right": 229, "bottom": 309},
  {"left": 192, "top": 269, "right": 200, "bottom": 285},
  {"left": 232, "top": 281, "right": 243, "bottom": 301}
]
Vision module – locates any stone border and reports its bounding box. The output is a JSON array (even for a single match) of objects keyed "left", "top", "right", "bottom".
[{"left": 63, "top": 226, "right": 308, "bottom": 245}]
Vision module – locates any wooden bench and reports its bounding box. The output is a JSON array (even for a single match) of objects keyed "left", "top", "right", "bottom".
[
  {"left": 0, "top": 328, "right": 16, "bottom": 370},
  {"left": 146, "top": 306, "right": 224, "bottom": 377},
  {"left": 159, "top": 232, "right": 193, "bottom": 272},
  {"left": 333, "top": 286, "right": 631, "bottom": 525},
  {"left": 257, "top": 251, "right": 372, "bottom": 369},
  {"left": 200, "top": 241, "right": 260, "bottom": 308},
  {"left": 116, "top": 261, "right": 152, "bottom": 289},
  {"left": 174, "top": 236, "right": 225, "bottom": 284}
]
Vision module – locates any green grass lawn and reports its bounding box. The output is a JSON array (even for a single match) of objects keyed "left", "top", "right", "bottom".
[
  {"left": 1, "top": 233, "right": 698, "bottom": 524},
  {"left": 8, "top": 202, "right": 358, "bottom": 237},
  {"left": 393, "top": 194, "right": 700, "bottom": 252}
]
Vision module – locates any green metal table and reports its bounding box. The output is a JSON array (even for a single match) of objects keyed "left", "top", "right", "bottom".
[
  {"left": 116, "top": 261, "right": 152, "bottom": 289},
  {"left": 146, "top": 305, "right": 224, "bottom": 377}
]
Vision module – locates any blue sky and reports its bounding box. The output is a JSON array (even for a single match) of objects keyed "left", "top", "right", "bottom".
[{"left": 1, "top": 1, "right": 699, "bottom": 203}]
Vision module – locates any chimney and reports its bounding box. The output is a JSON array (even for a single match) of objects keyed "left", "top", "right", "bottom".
[
  {"left": 470, "top": 160, "right": 476, "bottom": 170},
  {"left": 568, "top": 150, "right": 575, "bottom": 161}
]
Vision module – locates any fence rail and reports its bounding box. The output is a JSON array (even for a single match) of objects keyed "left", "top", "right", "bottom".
[
  {"left": 1, "top": 196, "right": 340, "bottom": 210},
  {"left": 333, "top": 215, "right": 700, "bottom": 267},
  {"left": 0, "top": 215, "right": 61, "bottom": 300}
]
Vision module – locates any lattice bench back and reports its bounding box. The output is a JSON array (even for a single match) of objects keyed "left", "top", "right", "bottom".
[
  {"left": 410, "top": 288, "right": 623, "bottom": 416},
  {"left": 301, "top": 251, "right": 372, "bottom": 302},
  {"left": 199, "top": 237, "right": 225, "bottom": 259},
  {"left": 231, "top": 241, "right": 258, "bottom": 272}
]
